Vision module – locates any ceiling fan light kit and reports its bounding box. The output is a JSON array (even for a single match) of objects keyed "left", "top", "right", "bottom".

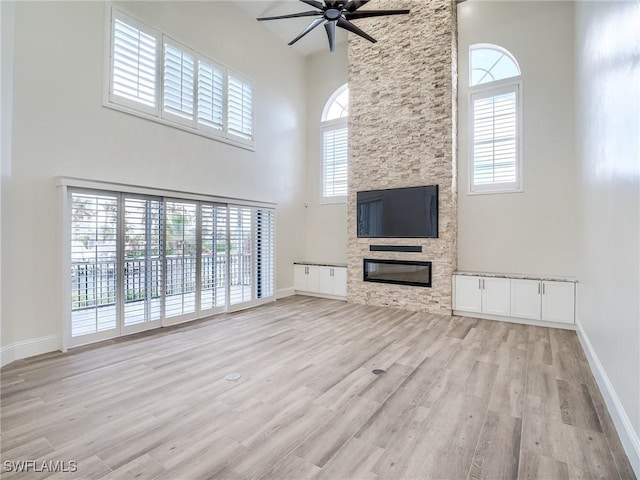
[{"left": 257, "top": 0, "right": 410, "bottom": 52}]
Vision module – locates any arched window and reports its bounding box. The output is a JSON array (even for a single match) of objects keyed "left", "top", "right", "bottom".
[
  {"left": 469, "top": 44, "right": 522, "bottom": 193},
  {"left": 321, "top": 84, "right": 348, "bottom": 201}
]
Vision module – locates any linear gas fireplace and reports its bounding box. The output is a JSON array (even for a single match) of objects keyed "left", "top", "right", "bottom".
[{"left": 363, "top": 259, "right": 432, "bottom": 287}]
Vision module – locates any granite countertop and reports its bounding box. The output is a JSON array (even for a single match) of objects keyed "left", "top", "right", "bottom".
[
  {"left": 454, "top": 271, "right": 578, "bottom": 283},
  {"left": 295, "top": 261, "right": 348, "bottom": 268}
]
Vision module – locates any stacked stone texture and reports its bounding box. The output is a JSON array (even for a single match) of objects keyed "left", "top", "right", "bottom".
[{"left": 347, "top": 0, "right": 458, "bottom": 315}]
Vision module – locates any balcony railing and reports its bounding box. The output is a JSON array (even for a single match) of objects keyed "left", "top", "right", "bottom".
[{"left": 71, "top": 253, "right": 251, "bottom": 310}]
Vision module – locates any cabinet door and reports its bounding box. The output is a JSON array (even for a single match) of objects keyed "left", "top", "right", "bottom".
[
  {"left": 511, "top": 279, "right": 542, "bottom": 320},
  {"left": 454, "top": 275, "right": 482, "bottom": 312},
  {"left": 318, "top": 267, "right": 333, "bottom": 295},
  {"left": 482, "top": 277, "right": 511, "bottom": 316},
  {"left": 332, "top": 267, "right": 347, "bottom": 297},
  {"left": 307, "top": 265, "right": 321, "bottom": 293},
  {"left": 293, "top": 265, "right": 308, "bottom": 291},
  {"left": 542, "top": 281, "right": 575, "bottom": 324}
]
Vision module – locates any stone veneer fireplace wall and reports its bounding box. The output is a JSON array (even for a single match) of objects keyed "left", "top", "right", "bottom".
[{"left": 347, "top": 0, "right": 457, "bottom": 315}]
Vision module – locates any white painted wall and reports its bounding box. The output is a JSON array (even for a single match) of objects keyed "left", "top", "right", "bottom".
[
  {"left": 1, "top": 1, "right": 306, "bottom": 350},
  {"left": 575, "top": 0, "right": 640, "bottom": 471},
  {"left": 303, "top": 43, "right": 348, "bottom": 264},
  {"left": 457, "top": 1, "right": 579, "bottom": 278},
  {"left": 0, "top": 1, "right": 15, "bottom": 350}
]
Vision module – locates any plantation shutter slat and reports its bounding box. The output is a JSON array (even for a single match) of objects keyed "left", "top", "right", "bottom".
[
  {"left": 111, "top": 16, "right": 157, "bottom": 109},
  {"left": 323, "top": 126, "right": 348, "bottom": 198},
  {"left": 471, "top": 86, "right": 519, "bottom": 190}
]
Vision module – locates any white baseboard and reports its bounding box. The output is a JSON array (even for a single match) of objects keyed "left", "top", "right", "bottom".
[
  {"left": 276, "top": 287, "right": 295, "bottom": 299},
  {"left": 576, "top": 322, "right": 640, "bottom": 478},
  {"left": 0, "top": 335, "right": 61, "bottom": 368}
]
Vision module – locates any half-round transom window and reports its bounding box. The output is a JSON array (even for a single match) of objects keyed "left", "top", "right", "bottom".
[
  {"left": 322, "top": 84, "right": 349, "bottom": 121},
  {"left": 470, "top": 44, "right": 521, "bottom": 86}
]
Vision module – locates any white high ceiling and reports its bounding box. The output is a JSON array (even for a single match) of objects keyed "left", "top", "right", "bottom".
[{"left": 233, "top": 0, "right": 348, "bottom": 56}]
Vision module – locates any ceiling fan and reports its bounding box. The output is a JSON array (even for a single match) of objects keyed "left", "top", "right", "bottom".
[{"left": 257, "top": 0, "right": 410, "bottom": 52}]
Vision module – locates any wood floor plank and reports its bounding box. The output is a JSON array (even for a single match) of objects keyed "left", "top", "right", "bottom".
[
  {"left": 468, "top": 410, "right": 522, "bottom": 480},
  {"left": 0, "top": 296, "right": 631, "bottom": 480},
  {"left": 518, "top": 450, "right": 569, "bottom": 480}
]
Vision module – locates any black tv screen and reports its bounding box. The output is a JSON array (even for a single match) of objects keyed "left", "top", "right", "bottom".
[{"left": 357, "top": 185, "right": 438, "bottom": 238}]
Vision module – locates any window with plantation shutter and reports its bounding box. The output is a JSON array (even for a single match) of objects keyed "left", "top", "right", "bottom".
[
  {"left": 110, "top": 12, "right": 158, "bottom": 113},
  {"left": 469, "top": 44, "right": 522, "bottom": 194},
  {"left": 227, "top": 74, "right": 254, "bottom": 143},
  {"left": 322, "top": 126, "right": 348, "bottom": 198},
  {"left": 162, "top": 39, "right": 195, "bottom": 124},
  {"left": 321, "top": 84, "right": 349, "bottom": 202},
  {"left": 471, "top": 85, "right": 519, "bottom": 191},
  {"left": 198, "top": 60, "right": 225, "bottom": 132},
  {"left": 105, "top": 8, "right": 255, "bottom": 149}
]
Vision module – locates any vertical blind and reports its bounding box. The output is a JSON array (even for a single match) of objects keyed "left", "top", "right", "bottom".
[
  {"left": 322, "top": 126, "right": 348, "bottom": 198},
  {"left": 111, "top": 17, "right": 157, "bottom": 108},
  {"left": 471, "top": 86, "right": 519, "bottom": 189},
  {"left": 163, "top": 42, "right": 195, "bottom": 121},
  {"left": 228, "top": 75, "right": 254, "bottom": 141}
]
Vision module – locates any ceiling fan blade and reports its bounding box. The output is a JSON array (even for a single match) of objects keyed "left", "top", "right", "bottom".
[
  {"left": 345, "top": 9, "right": 411, "bottom": 20},
  {"left": 325, "top": 21, "right": 336, "bottom": 52},
  {"left": 298, "top": 0, "right": 325, "bottom": 9},
  {"left": 288, "top": 18, "right": 325, "bottom": 46},
  {"left": 344, "top": 0, "right": 370, "bottom": 12},
  {"left": 337, "top": 17, "right": 376, "bottom": 43},
  {"left": 257, "top": 11, "right": 323, "bottom": 21}
]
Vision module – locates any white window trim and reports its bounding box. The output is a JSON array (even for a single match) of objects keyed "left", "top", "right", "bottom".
[
  {"left": 468, "top": 78, "right": 523, "bottom": 195},
  {"left": 320, "top": 119, "right": 348, "bottom": 204},
  {"left": 102, "top": 4, "right": 255, "bottom": 151}
]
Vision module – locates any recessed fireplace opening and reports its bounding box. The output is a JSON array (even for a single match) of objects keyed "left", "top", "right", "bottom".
[{"left": 363, "top": 259, "right": 432, "bottom": 287}]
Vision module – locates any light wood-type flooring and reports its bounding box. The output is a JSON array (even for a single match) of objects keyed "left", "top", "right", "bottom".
[{"left": 1, "top": 296, "right": 635, "bottom": 479}]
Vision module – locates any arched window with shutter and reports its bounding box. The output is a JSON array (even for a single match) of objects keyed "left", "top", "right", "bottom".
[
  {"left": 321, "top": 84, "right": 348, "bottom": 202},
  {"left": 469, "top": 44, "right": 522, "bottom": 193}
]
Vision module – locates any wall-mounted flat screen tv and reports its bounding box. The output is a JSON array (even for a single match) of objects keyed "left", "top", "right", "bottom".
[{"left": 357, "top": 185, "right": 438, "bottom": 238}]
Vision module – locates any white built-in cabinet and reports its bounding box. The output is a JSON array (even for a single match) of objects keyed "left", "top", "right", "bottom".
[
  {"left": 294, "top": 263, "right": 347, "bottom": 299},
  {"left": 454, "top": 273, "right": 576, "bottom": 326},
  {"left": 454, "top": 275, "right": 510, "bottom": 316}
]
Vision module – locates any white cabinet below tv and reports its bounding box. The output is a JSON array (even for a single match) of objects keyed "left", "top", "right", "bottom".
[
  {"left": 294, "top": 263, "right": 347, "bottom": 300},
  {"left": 453, "top": 272, "right": 576, "bottom": 328}
]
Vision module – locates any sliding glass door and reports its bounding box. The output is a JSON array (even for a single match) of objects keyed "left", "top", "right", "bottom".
[
  {"left": 164, "top": 201, "right": 198, "bottom": 323},
  {"left": 200, "top": 204, "right": 227, "bottom": 315},
  {"left": 70, "top": 192, "right": 119, "bottom": 343},
  {"left": 67, "top": 188, "right": 275, "bottom": 346},
  {"left": 122, "top": 196, "right": 163, "bottom": 333}
]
